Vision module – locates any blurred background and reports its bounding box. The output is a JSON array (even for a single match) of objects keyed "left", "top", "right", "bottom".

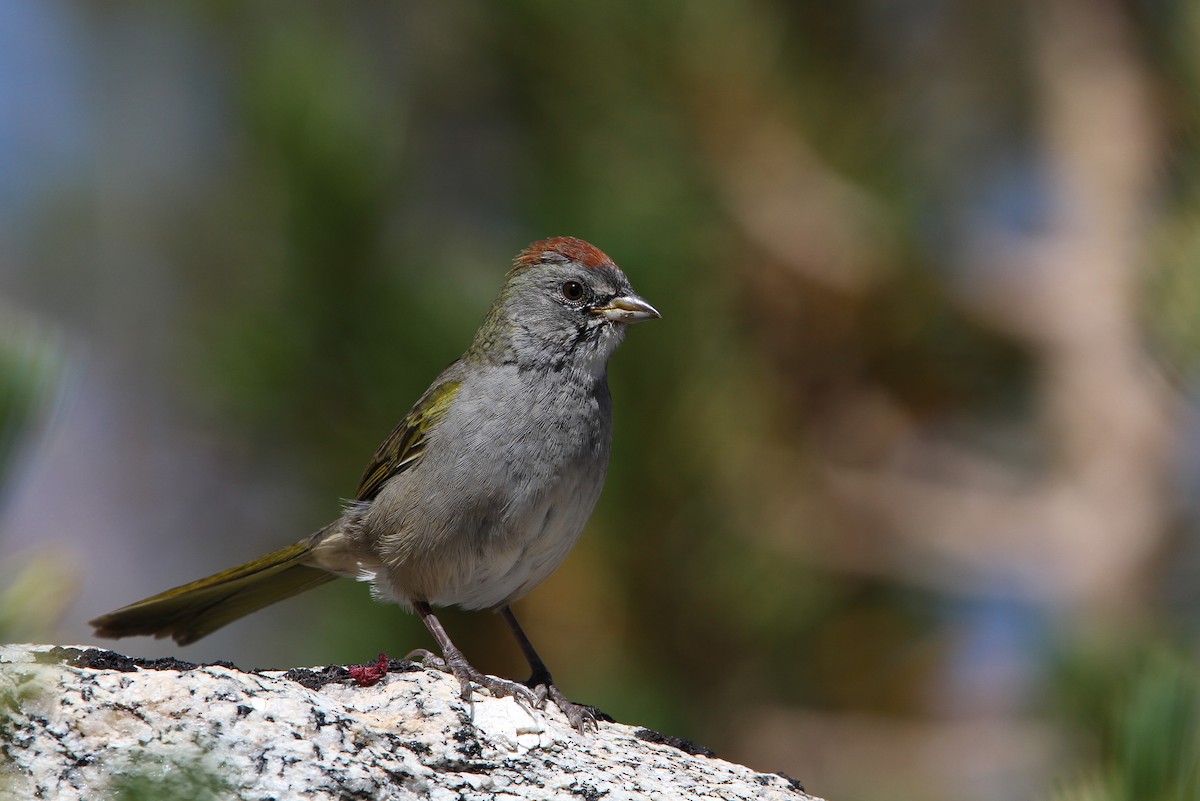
[{"left": 3, "top": 1, "right": 1200, "bottom": 799}]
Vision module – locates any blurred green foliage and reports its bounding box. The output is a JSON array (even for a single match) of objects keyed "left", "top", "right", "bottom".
[
  {"left": 0, "top": 555, "right": 74, "bottom": 644},
  {"left": 107, "top": 755, "right": 230, "bottom": 801},
  {"left": 0, "top": 318, "right": 73, "bottom": 645},
  {"left": 0, "top": 317, "right": 59, "bottom": 504},
  {"left": 1054, "top": 650, "right": 1200, "bottom": 801}
]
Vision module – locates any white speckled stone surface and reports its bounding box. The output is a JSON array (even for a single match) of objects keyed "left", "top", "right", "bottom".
[{"left": 0, "top": 644, "right": 819, "bottom": 801}]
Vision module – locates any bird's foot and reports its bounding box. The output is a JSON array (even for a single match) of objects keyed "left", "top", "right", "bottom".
[
  {"left": 407, "top": 647, "right": 538, "bottom": 708},
  {"left": 404, "top": 648, "right": 446, "bottom": 671},
  {"left": 524, "top": 673, "right": 599, "bottom": 733},
  {"left": 543, "top": 684, "right": 598, "bottom": 733},
  {"left": 470, "top": 671, "right": 541, "bottom": 709}
]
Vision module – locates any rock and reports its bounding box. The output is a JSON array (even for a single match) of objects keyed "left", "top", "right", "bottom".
[{"left": 0, "top": 644, "right": 819, "bottom": 801}]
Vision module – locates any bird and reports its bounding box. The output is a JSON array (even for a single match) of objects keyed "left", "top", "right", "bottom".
[{"left": 89, "top": 236, "right": 660, "bottom": 731}]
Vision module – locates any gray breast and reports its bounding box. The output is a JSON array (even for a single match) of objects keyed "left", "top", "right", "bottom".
[{"left": 357, "top": 364, "right": 613, "bottom": 610}]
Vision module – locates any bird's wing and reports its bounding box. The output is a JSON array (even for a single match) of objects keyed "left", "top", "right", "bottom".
[{"left": 354, "top": 378, "right": 462, "bottom": 502}]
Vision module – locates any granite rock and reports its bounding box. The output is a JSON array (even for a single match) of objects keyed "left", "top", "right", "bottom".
[{"left": 0, "top": 644, "right": 819, "bottom": 801}]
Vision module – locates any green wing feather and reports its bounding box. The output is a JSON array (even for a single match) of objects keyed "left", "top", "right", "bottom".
[
  {"left": 354, "top": 379, "right": 461, "bottom": 501},
  {"left": 90, "top": 379, "right": 462, "bottom": 646}
]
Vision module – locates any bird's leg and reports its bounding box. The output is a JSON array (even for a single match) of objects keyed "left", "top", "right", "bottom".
[
  {"left": 410, "top": 601, "right": 538, "bottom": 708},
  {"left": 500, "top": 605, "right": 597, "bottom": 732}
]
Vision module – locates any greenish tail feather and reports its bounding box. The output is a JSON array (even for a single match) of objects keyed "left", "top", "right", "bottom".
[{"left": 89, "top": 541, "right": 338, "bottom": 646}]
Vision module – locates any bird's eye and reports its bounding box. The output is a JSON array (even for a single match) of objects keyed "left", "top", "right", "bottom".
[{"left": 561, "top": 280, "right": 585, "bottom": 302}]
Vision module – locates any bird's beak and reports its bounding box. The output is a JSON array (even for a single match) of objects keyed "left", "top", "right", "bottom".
[{"left": 593, "top": 294, "right": 661, "bottom": 324}]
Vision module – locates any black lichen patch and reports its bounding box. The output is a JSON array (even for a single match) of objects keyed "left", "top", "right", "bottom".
[
  {"left": 283, "top": 665, "right": 352, "bottom": 690},
  {"left": 570, "top": 781, "right": 609, "bottom": 800},
  {"left": 68, "top": 647, "right": 419, "bottom": 691},
  {"left": 397, "top": 740, "right": 432, "bottom": 756},
  {"left": 387, "top": 658, "right": 423, "bottom": 674},
  {"left": 775, "top": 771, "right": 807, "bottom": 793},
  {"left": 453, "top": 725, "right": 483, "bottom": 759},
  {"left": 69, "top": 648, "right": 238, "bottom": 673},
  {"left": 283, "top": 658, "right": 421, "bottom": 690},
  {"left": 633, "top": 728, "right": 717, "bottom": 758}
]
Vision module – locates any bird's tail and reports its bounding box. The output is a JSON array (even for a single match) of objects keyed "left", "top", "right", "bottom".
[{"left": 89, "top": 541, "right": 337, "bottom": 646}]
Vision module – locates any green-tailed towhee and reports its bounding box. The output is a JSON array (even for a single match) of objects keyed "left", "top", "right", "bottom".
[{"left": 90, "top": 236, "right": 659, "bottom": 731}]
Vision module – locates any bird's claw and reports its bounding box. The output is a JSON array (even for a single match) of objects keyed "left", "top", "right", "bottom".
[
  {"left": 526, "top": 679, "right": 598, "bottom": 733},
  {"left": 409, "top": 647, "right": 539, "bottom": 708},
  {"left": 475, "top": 674, "right": 540, "bottom": 709},
  {"left": 408, "top": 645, "right": 594, "bottom": 729}
]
